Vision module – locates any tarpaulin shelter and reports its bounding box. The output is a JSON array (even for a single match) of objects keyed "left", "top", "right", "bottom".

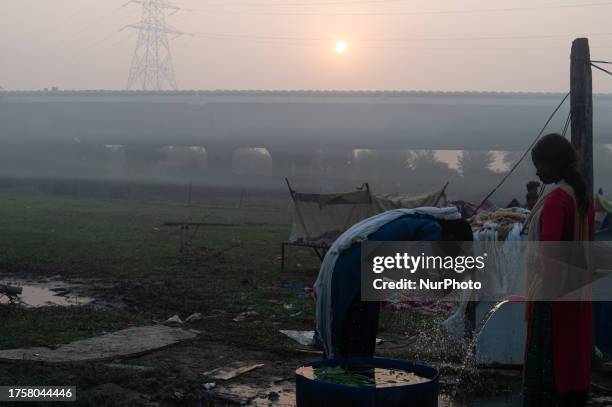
[
  {"left": 372, "top": 186, "right": 448, "bottom": 213},
  {"left": 281, "top": 179, "right": 448, "bottom": 270}
]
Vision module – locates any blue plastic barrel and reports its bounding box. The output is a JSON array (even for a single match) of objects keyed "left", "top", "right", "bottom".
[{"left": 295, "top": 357, "right": 439, "bottom": 407}]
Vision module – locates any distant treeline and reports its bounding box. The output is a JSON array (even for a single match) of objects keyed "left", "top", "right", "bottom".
[{"left": 1, "top": 143, "right": 611, "bottom": 206}]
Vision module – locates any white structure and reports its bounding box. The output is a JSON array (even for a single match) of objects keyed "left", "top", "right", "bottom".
[{"left": 475, "top": 300, "right": 527, "bottom": 366}]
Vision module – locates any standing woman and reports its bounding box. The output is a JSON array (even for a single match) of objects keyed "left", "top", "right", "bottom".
[{"left": 524, "top": 133, "right": 594, "bottom": 406}]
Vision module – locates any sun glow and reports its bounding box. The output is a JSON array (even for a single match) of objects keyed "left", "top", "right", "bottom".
[{"left": 335, "top": 41, "right": 348, "bottom": 54}]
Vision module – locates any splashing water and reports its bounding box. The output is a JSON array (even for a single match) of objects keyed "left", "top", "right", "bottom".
[{"left": 453, "top": 300, "right": 509, "bottom": 396}]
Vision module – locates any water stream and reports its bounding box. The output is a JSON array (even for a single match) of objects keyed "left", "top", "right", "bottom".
[{"left": 453, "top": 300, "right": 510, "bottom": 396}]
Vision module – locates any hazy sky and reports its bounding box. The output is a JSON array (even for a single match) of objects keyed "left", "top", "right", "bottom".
[{"left": 2, "top": 0, "right": 612, "bottom": 92}]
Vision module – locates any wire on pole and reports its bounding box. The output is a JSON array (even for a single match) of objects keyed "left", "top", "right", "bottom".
[
  {"left": 561, "top": 110, "right": 572, "bottom": 138},
  {"left": 474, "top": 92, "right": 570, "bottom": 212},
  {"left": 591, "top": 62, "right": 612, "bottom": 76}
]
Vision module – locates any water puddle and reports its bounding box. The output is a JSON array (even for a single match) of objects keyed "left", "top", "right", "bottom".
[
  {"left": 0, "top": 279, "right": 92, "bottom": 307},
  {"left": 212, "top": 381, "right": 296, "bottom": 406}
]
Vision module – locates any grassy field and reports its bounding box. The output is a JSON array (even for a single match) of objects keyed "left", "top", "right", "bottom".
[
  {"left": 0, "top": 190, "right": 521, "bottom": 406},
  {"left": 0, "top": 190, "right": 332, "bottom": 326}
]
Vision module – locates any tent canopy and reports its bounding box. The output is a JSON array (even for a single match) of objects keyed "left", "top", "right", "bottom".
[{"left": 286, "top": 180, "right": 448, "bottom": 246}]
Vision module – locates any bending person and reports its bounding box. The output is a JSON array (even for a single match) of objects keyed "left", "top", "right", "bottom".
[{"left": 314, "top": 207, "right": 472, "bottom": 359}]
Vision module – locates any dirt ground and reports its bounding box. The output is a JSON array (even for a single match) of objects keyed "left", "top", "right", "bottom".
[{"left": 0, "top": 190, "right": 609, "bottom": 406}]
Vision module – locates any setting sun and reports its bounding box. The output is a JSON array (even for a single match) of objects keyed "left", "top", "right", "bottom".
[{"left": 335, "top": 41, "right": 348, "bottom": 54}]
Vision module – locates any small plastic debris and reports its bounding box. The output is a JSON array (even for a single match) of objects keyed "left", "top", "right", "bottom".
[
  {"left": 283, "top": 304, "right": 294, "bottom": 310},
  {"left": 202, "top": 382, "right": 216, "bottom": 391},
  {"left": 164, "top": 315, "right": 183, "bottom": 324},
  {"left": 268, "top": 391, "right": 280, "bottom": 402},
  {"left": 50, "top": 287, "right": 69, "bottom": 294},
  {"left": 594, "top": 346, "right": 604, "bottom": 359},
  {"left": 232, "top": 311, "right": 259, "bottom": 322},
  {"left": 279, "top": 330, "right": 382, "bottom": 347},
  {"left": 184, "top": 313, "right": 202, "bottom": 323},
  {"left": 202, "top": 362, "right": 264, "bottom": 380},
  {"left": 279, "top": 330, "right": 314, "bottom": 347}
]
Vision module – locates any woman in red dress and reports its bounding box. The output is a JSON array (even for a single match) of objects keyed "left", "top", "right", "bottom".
[{"left": 524, "top": 133, "right": 594, "bottom": 406}]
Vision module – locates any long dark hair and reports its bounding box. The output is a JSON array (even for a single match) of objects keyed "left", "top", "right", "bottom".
[{"left": 531, "top": 133, "right": 589, "bottom": 214}]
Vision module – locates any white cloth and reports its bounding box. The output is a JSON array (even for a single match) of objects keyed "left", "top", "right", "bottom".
[
  {"left": 314, "top": 207, "right": 461, "bottom": 357},
  {"left": 314, "top": 206, "right": 461, "bottom": 297},
  {"left": 443, "top": 222, "right": 528, "bottom": 338}
]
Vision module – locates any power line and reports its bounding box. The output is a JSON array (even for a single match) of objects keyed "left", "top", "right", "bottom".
[
  {"left": 176, "top": 30, "right": 612, "bottom": 44},
  {"left": 29, "top": 0, "right": 99, "bottom": 45},
  {"left": 166, "top": 30, "right": 612, "bottom": 52},
  {"left": 36, "top": 3, "right": 132, "bottom": 52},
  {"left": 562, "top": 111, "right": 571, "bottom": 137},
  {"left": 592, "top": 62, "right": 612, "bottom": 76},
  {"left": 475, "top": 92, "right": 570, "bottom": 212},
  {"left": 356, "top": 32, "right": 612, "bottom": 43},
  {"left": 50, "top": 10, "right": 138, "bottom": 54},
  {"left": 68, "top": 28, "right": 136, "bottom": 60},
  {"left": 160, "top": 29, "right": 612, "bottom": 52},
  {"left": 178, "top": 0, "right": 612, "bottom": 16},
  {"left": 177, "top": 35, "right": 612, "bottom": 51}
]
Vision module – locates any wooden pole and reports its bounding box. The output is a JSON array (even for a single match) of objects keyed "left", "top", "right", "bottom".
[
  {"left": 570, "top": 37, "right": 598, "bottom": 368},
  {"left": 570, "top": 38, "right": 594, "bottom": 197}
]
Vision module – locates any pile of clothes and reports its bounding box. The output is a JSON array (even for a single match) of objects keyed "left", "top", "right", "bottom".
[
  {"left": 449, "top": 199, "right": 496, "bottom": 219},
  {"left": 471, "top": 207, "right": 530, "bottom": 241},
  {"left": 442, "top": 205, "right": 531, "bottom": 338}
]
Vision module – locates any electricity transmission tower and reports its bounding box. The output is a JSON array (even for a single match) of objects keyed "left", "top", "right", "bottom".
[{"left": 125, "top": 0, "right": 181, "bottom": 91}]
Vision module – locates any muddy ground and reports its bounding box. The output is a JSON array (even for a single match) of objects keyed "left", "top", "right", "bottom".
[{"left": 0, "top": 190, "right": 609, "bottom": 406}]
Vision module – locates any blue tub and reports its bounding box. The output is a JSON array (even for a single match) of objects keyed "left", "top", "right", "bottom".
[{"left": 295, "top": 357, "right": 439, "bottom": 407}]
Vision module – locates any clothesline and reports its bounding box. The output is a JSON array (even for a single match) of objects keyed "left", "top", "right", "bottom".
[
  {"left": 591, "top": 62, "right": 612, "bottom": 76},
  {"left": 474, "top": 92, "right": 570, "bottom": 212},
  {"left": 475, "top": 54, "right": 612, "bottom": 212}
]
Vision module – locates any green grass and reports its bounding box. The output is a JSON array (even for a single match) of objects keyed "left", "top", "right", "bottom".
[
  {"left": 0, "top": 191, "right": 319, "bottom": 316},
  {"left": 0, "top": 307, "right": 143, "bottom": 350},
  {"left": 0, "top": 190, "right": 475, "bottom": 405},
  {"left": 0, "top": 191, "right": 324, "bottom": 405}
]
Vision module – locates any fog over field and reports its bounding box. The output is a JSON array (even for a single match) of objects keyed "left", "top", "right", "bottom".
[
  {"left": 2, "top": 1, "right": 612, "bottom": 203},
  {"left": 2, "top": 2, "right": 612, "bottom": 406},
  {"left": 1, "top": 90, "right": 612, "bottom": 205}
]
